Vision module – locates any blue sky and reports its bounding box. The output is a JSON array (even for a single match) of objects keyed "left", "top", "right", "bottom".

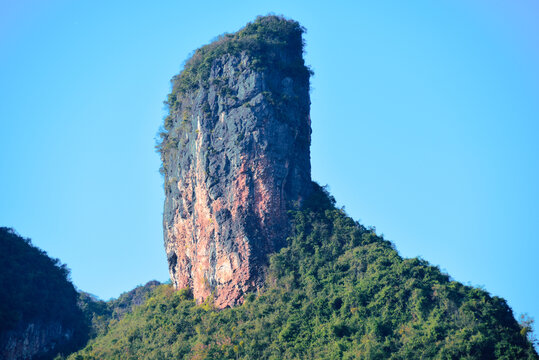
[{"left": 1, "top": 0, "right": 538, "bottom": 334}]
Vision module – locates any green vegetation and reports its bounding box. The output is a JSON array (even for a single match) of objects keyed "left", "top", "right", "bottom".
[
  {"left": 0, "top": 227, "right": 88, "bottom": 357},
  {"left": 68, "top": 185, "right": 538, "bottom": 359},
  {"left": 156, "top": 15, "right": 313, "bottom": 174},
  {"left": 167, "top": 15, "right": 310, "bottom": 107},
  {"left": 77, "top": 281, "right": 161, "bottom": 340}
]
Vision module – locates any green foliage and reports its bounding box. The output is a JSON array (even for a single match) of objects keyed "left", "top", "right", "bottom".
[
  {"left": 156, "top": 15, "right": 314, "bottom": 178},
  {"left": 69, "top": 184, "right": 538, "bottom": 359},
  {"left": 0, "top": 227, "right": 88, "bottom": 356},
  {"left": 167, "top": 15, "right": 310, "bottom": 100}
]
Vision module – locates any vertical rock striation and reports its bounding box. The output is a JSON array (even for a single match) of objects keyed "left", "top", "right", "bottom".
[
  {"left": 1, "top": 321, "right": 74, "bottom": 360},
  {"left": 159, "top": 16, "right": 313, "bottom": 308}
]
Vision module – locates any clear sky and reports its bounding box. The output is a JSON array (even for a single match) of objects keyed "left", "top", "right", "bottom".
[{"left": 1, "top": 0, "right": 538, "bottom": 334}]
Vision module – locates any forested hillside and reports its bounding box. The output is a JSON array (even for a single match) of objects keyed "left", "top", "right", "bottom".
[
  {"left": 68, "top": 185, "right": 538, "bottom": 359},
  {"left": 0, "top": 228, "right": 87, "bottom": 359}
]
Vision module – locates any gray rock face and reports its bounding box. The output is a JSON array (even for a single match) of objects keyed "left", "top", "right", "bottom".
[
  {"left": 160, "top": 20, "right": 312, "bottom": 307},
  {"left": 0, "top": 321, "right": 73, "bottom": 360}
]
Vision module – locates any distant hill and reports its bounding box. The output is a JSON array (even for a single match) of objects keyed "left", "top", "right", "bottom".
[
  {"left": 0, "top": 227, "right": 87, "bottom": 360},
  {"left": 78, "top": 280, "right": 161, "bottom": 339}
]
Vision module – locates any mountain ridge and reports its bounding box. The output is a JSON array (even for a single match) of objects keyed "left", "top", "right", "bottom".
[{"left": 69, "top": 184, "right": 538, "bottom": 359}]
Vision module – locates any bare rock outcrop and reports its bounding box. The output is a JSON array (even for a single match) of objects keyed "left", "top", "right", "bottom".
[
  {"left": 159, "top": 16, "right": 312, "bottom": 308},
  {"left": 1, "top": 321, "right": 74, "bottom": 360}
]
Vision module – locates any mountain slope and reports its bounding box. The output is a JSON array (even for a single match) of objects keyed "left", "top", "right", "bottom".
[
  {"left": 69, "top": 184, "right": 538, "bottom": 359},
  {"left": 0, "top": 227, "right": 87, "bottom": 360},
  {"left": 78, "top": 280, "right": 161, "bottom": 340},
  {"left": 68, "top": 15, "right": 537, "bottom": 359}
]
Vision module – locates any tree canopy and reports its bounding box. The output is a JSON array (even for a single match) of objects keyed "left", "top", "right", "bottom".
[{"left": 68, "top": 184, "right": 538, "bottom": 359}]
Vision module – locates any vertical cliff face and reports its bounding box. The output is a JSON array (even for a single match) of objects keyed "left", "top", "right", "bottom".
[
  {"left": 1, "top": 321, "right": 74, "bottom": 360},
  {"left": 159, "top": 16, "right": 312, "bottom": 308}
]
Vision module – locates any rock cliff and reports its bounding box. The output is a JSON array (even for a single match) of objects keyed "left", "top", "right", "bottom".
[
  {"left": 1, "top": 321, "right": 74, "bottom": 360},
  {"left": 159, "top": 16, "right": 313, "bottom": 308}
]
